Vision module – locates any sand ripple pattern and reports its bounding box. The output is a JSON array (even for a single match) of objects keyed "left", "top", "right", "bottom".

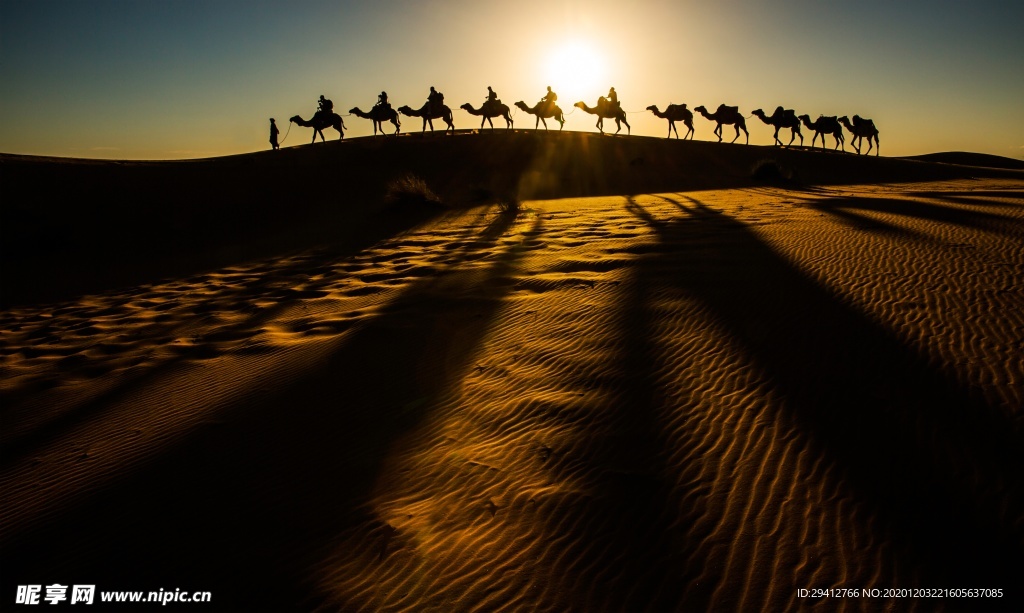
[{"left": 2, "top": 180, "right": 1022, "bottom": 612}]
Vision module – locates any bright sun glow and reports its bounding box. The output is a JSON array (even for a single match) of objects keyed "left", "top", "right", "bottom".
[{"left": 544, "top": 41, "right": 606, "bottom": 103}]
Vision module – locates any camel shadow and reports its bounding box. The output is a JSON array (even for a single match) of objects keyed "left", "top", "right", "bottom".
[
  {"left": 805, "top": 193, "right": 1020, "bottom": 237},
  {"left": 621, "top": 196, "right": 1023, "bottom": 609},
  {"left": 0, "top": 207, "right": 531, "bottom": 611},
  {"left": 0, "top": 203, "right": 447, "bottom": 467}
]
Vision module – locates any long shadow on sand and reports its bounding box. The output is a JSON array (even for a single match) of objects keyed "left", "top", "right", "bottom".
[
  {"left": 0, "top": 203, "right": 454, "bottom": 466},
  {"left": 622, "top": 195, "right": 1023, "bottom": 610},
  {"left": 1, "top": 208, "right": 530, "bottom": 611},
  {"left": 805, "top": 193, "right": 1022, "bottom": 238}
]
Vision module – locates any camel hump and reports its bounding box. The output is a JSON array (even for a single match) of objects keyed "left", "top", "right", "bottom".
[
  {"left": 771, "top": 106, "right": 794, "bottom": 117},
  {"left": 853, "top": 114, "right": 874, "bottom": 127},
  {"left": 717, "top": 104, "right": 739, "bottom": 115}
]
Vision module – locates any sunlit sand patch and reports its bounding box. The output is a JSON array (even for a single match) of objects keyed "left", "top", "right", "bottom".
[
  {"left": 313, "top": 182, "right": 1023, "bottom": 611},
  {"left": 2, "top": 175, "right": 1022, "bottom": 611}
]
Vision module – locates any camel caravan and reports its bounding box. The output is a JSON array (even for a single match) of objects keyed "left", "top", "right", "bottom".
[{"left": 284, "top": 88, "right": 880, "bottom": 155}]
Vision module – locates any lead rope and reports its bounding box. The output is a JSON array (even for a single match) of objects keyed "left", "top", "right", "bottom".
[{"left": 277, "top": 120, "right": 293, "bottom": 145}]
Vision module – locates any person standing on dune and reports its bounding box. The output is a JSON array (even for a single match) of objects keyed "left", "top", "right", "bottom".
[{"left": 269, "top": 118, "right": 279, "bottom": 150}]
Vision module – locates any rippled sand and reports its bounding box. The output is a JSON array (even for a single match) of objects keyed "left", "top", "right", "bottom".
[{"left": 2, "top": 139, "right": 1023, "bottom": 612}]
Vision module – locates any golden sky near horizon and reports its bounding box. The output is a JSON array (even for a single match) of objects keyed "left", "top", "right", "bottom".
[{"left": 1, "top": 0, "right": 1022, "bottom": 159}]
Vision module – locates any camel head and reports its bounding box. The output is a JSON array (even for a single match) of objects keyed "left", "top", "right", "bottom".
[
  {"left": 751, "top": 109, "right": 766, "bottom": 118},
  {"left": 514, "top": 101, "right": 529, "bottom": 111},
  {"left": 646, "top": 105, "right": 658, "bottom": 113},
  {"left": 694, "top": 105, "right": 708, "bottom": 114},
  {"left": 459, "top": 103, "right": 473, "bottom": 111},
  {"left": 397, "top": 105, "right": 414, "bottom": 116},
  {"left": 573, "top": 101, "right": 586, "bottom": 110},
  {"left": 289, "top": 115, "right": 301, "bottom": 124}
]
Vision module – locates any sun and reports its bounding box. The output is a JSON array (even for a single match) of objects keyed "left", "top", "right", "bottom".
[{"left": 544, "top": 41, "right": 606, "bottom": 103}]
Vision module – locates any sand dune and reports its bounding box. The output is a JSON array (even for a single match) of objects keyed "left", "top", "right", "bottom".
[{"left": 2, "top": 133, "right": 1023, "bottom": 611}]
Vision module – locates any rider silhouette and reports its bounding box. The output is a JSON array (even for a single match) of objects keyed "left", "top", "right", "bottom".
[
  {"left": 317, "top": 95, "right": 334, "bottom": 118},
  {"left": 484, "top": 86, "right": 498, "bottom": 110},
  {"left": 375, "top": 91, "right": 390, "bottom": 111},
  {"left": 539, "top": 86, "right": 557, "bottom": 112},
  {"left": 606, "top": 87, "right": 618, "bottom": 111},
  {"left": 427, "top": 86, "right": 444, "bottom": 113}
]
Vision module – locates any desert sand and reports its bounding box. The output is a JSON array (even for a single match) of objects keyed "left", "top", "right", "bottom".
[{"left": 2, "top": 131, "right": 1023, "bottom": 612}]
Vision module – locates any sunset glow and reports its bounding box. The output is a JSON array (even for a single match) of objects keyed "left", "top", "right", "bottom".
[
  {"left": 544, "top": 41, "right": 607, "bottom": 103},
  {"left": 0, "top": 0, "right": 1021, "bottom": 158}
]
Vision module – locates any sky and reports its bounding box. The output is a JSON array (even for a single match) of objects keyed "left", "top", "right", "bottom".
[{"left": 1, "top": 0, "right": 1022, "bottom": 160}]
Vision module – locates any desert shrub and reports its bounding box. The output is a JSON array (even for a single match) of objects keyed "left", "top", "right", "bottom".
[
  {"left": 750, "top": 158, "right": 795, "bottom": 183},
  {"left": 495, "top": 197, "right": 522, "bottom": 215},
  {"left": 385, "top": 174, "right": 443, "bottom": 206}
]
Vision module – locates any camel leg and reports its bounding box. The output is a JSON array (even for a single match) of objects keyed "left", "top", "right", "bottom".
[
  {"left": 730, "top": 124, "right": 740, "bottom": 143},
  {"left": 624, "top": 117, "right": 630, "bottom": 135},
  {"left": 669, "top": 121, "right": 676, "bottom": 139},
  {"left": 715, "top": 124, "right": 723, "bottom": 142},
  {"left": 773, "top": 127, "right": 782, "bottom": 146}
]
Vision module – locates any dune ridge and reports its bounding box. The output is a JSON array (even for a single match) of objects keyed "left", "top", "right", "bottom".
[{"left": 2, "top": 133, "right": 1023, "bottom": 611}]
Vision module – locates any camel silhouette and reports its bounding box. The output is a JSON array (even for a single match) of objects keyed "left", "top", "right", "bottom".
[
  {"left": 460, "top": 102, "right": 513, "bottom": 130},
  {"left": 349, "top": 106, "right": 401, "bottom": 136},
  {"left": 646, "top": 104, "right": 694, "bottom": 140},
  {"left": 751, "top": 107, "right": 803, "bottom": 147},
  {"left": 574, "top": 99, "right": 630, "bottom": 135},
  {"left": 798, "top": 114, "right": 845, "bottom": 152},
  {"left": 289, "top": 113, "right": 345, "bottom": 143},
  {"left": 839, "top": 115, "right": 880, "bottom": 156},
  {"left": 693, "top": 105, "right": 749, "bottom": 144},
  {"left": 513, "top": 100, "right": 565, "bottom": 130},
  {"left": 398, "top": 103, "right": 455, "bottom": 134}
]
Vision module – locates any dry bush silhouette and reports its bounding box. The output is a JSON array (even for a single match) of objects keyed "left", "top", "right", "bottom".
[
  {"left": 750, "top": 157, "right": 796, "bottom": 184},
  {"left": 385, "top": 174, "right": 443, "bottom": 207},
  {"left": 495, "top": 197, "right": 522, "bottom": 215}
]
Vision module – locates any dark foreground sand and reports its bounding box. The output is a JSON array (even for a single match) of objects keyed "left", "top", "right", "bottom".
[{"left": 2, "top": 132, "right": 1023, "bottom": 611}]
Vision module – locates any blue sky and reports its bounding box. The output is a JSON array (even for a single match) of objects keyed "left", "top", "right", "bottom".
[{"left": 1, "top": 0, "right": 1021, "bottom": 159}]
